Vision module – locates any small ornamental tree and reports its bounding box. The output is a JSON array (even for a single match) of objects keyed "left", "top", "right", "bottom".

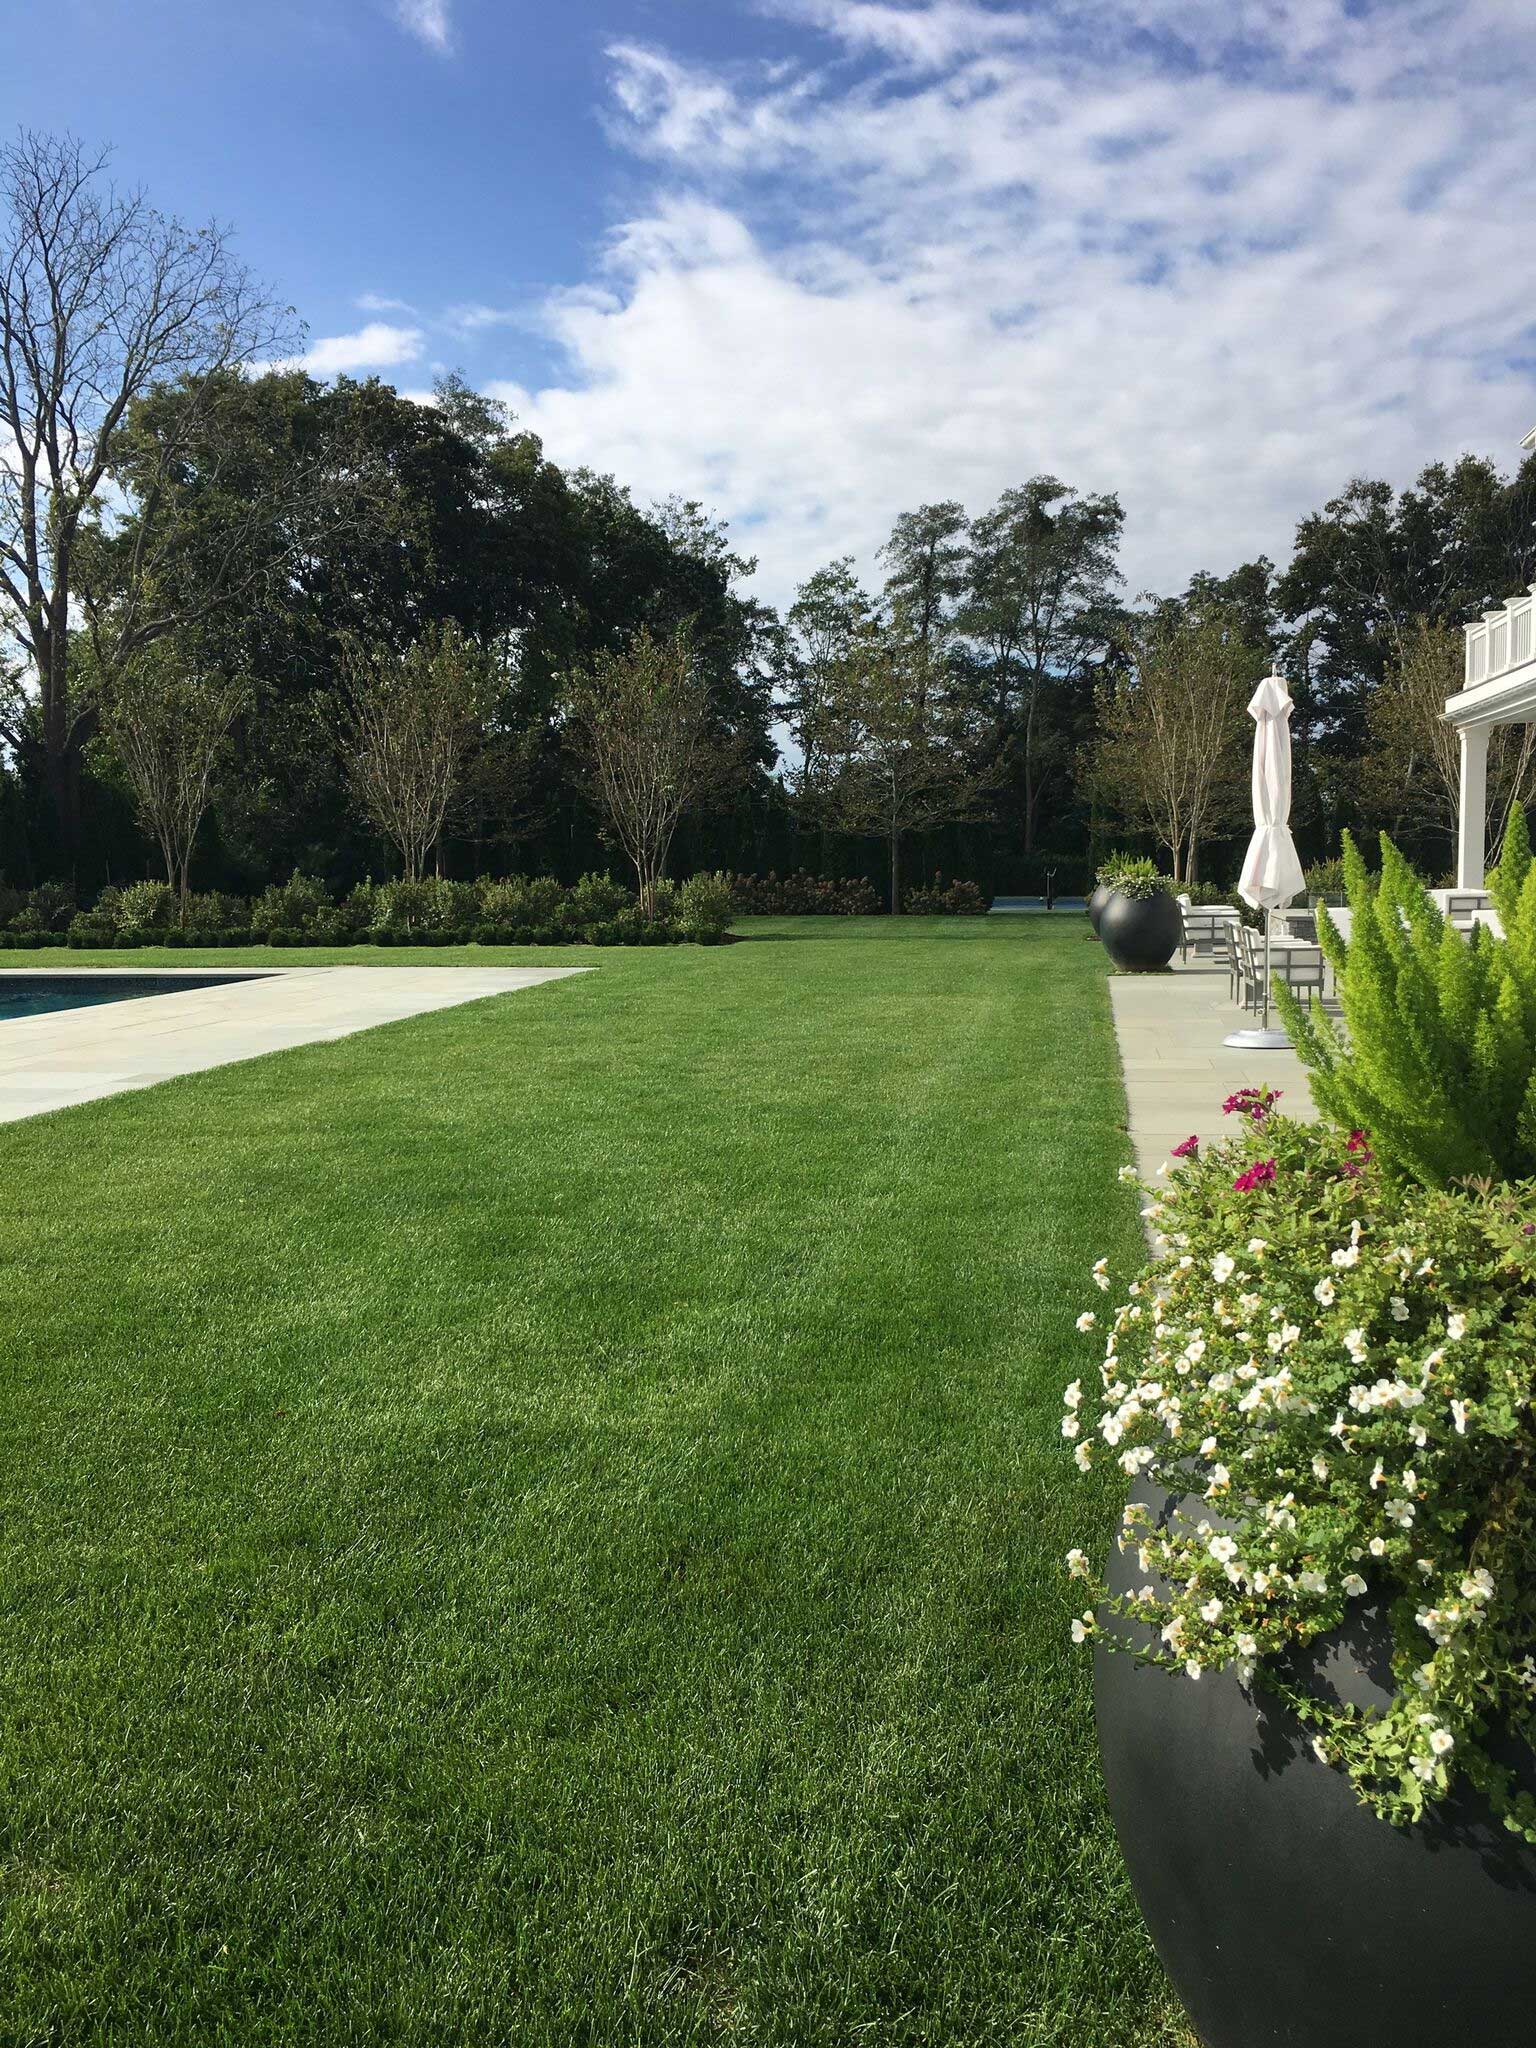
[
  {"left": 566, "top": 623, "right": 734, "bottom": 920},
  {"left": 98, "top": 641, "right": 249, "bottom": 923},
  {"left": 342, "top": 623, "right": 493, "bottom": 883},
  {"left": 1278, "top": 818, "right": 1536, "bottom": 1185}
]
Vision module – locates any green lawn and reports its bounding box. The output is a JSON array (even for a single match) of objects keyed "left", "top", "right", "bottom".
[{"left": 0, "top": 917, "right": 1186, "bottom": 2046}]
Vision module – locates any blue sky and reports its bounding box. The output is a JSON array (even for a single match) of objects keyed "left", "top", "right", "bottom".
[{"left": 10, "top": 1, "right": 1536, "bottom": 607}]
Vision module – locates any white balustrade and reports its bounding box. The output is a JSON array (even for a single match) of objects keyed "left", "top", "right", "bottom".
[{"left": 1464, "top": 584, "right": 1536, "bottom": 687}]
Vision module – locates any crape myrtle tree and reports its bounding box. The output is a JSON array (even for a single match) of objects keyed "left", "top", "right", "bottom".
[
  {"left": 95, "top": 635, "right": 248, "bottom": 921},
  {"left": 1090, "top": 589, "right": 1266, "bottom": 884},
  {"left": 566, "top": 621, "right": 743, "bottom": 918},
  {"left": 0, "top": 130, "right": 291, "bottom": 869},
  {"left": 341, "top": 623, "right": 496, "bottom": 883}
]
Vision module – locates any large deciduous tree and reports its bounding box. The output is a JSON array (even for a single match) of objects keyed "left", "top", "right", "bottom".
[
  {"left": 0, "top": 130, "right": 289, "bottom": 866},
  {"left": 813, "top": 621, "right": 978, "bottom": 913},
  {"left": 957, "top": 477, "right": 1123, "bottom": 852},
  {"left": 777, "top": 558, "right": 876, "bottom": 804},
  {"left": 879, "top": 501, "right": 969, "bottom": 660}
]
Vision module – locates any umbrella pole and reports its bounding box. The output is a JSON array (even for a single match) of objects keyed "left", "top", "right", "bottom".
[
  {"left": 1223, "top": 904, "right": 1292, "bottom": 1051},
  {"left": 1262, "top": 909, "right": 1272, "bottom": 1032}
]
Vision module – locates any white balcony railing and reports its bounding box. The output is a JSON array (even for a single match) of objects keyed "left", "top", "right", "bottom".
[{"left": 1464, "top": 584, "right": 1536, "bottom": 687}]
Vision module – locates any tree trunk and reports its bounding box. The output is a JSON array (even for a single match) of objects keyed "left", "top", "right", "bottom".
[{"left": 889, "top": 829, "right": 900, "bottom": 915}]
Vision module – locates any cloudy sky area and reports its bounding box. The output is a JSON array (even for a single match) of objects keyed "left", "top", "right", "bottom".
[{"left": 13, "top": 0, "right": 1536, "bottom": 608}]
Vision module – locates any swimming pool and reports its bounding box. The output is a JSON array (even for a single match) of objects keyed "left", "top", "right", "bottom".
[{"left": 0, "top": 972, "right": 269, "bottom": 1021}]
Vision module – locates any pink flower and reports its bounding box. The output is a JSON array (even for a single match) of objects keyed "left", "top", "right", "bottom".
[
  {"left": 1346, "top": 1129, "right": 1373, "bottom": 1159},
  {"left": 1171, "top": 1134, "right": 1200, "bottom": 1158},
  {"left": 1233, "top": 1159, "right": 1277, "bottom": 1192},
  {"left": 1223, "top": 1086, "right": 1283, "bottom": 1122}
]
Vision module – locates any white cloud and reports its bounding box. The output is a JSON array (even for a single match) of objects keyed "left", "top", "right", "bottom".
[
  {"left": 357, "top": 291, "right": 418, "bottom": 315},
  {"left": 468, "top": 3, "right": 1536, "bottom": 613},
  {"left": 444, "top": 302, "right": 524, "bottom": 335},
  {"left": 298, "top": 322, "right": 425, "bottom": 377},
  {"left": 393, "top": 0, "right": 453, "bottom": 54}
]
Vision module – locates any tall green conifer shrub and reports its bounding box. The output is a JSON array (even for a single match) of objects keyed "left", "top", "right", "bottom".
[{"left": 1278, "top": 814, "right": 1536, "bottom": 1185}]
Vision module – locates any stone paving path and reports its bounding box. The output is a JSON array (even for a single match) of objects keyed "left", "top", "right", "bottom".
[
  {"left": 0, "top": 964, "right": 586, "bottom": 1123},
  {"left": 1108, "top": 957, "right": 1317, "bottom": 1180}
]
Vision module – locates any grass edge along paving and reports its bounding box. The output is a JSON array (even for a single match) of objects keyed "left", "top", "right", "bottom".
[{"left": 0, "top": 918, "right": 1190, "bottom": 2046}]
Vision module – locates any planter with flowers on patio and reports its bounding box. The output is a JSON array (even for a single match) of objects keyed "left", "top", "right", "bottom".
[
  {"left": 1059, "top": 823, "right": 1536, "bottom": 2048},
  {"left": 1097, "top": 859, "right": 1182, "bottom": 971}
]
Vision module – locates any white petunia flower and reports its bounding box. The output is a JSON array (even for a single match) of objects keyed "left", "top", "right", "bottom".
[
  {"left": 1446, "top": 1312, "right": 1467, "bottom": 1340},
  {"left": 1200, "top": 1597, "right": 1223, "bottom": 1622},
  {"left": 1092, "top": 1258, "right": 1110, "bottom": 1291},
  {"left": 1313, "top": 1276, "right": 1336, "bottom": 1306},
  {"left": 1429, "top": 1727, "right": 1454, "bottom": 1757},
  {"left": 1064, "top": 1380, "right": 1083, "bottom": 1409},
  {"left": 1368, "top": 1537, "right": 1387, "bottom": 1556},
  {"left": 1075, "top": 1312, "right": 1096, "bottom": 1333},
  {"left": 1070, "top": 1614, "right": 1094, "bottom": 1644},
  {"left": 1185, "top": 1660, "right": 1203, "bottom": 1680},
  {"left": 1208, "top": 1534, "right": 1238, "bottom": 1564},
  {"left": 1061, "top": 1416, "right": 1080, "bottom": 1439},
  {"left": 1236, "top": 1632, "right": 1258, "bottom": 1657},
  {"left": 1298, "top": 1569, "right": 1327, "bottom": 1595},
  {"left": 1065, "top": 1548, "right": 1089, "bottom": 1579},
  {"left": 1389, "top": 1296, "right": 1409, "bottom": 1321},
  {"left": 1074, "top": 1442, "right": 1093, "bottom": 1472},
  {"left": 1247, "top": 1239, "right": 1268, "bottom": 1256},
  {"left": 1343, "top": 1328, "right": 1369, "bottom": 1364},
  {"left": 1450, "top": 1399, "right": 1469, "bottom": 1435},
  {"left": 1342, "top": 1573, "right": 1367, "bottom": 1598},
  {"left": 1332, "top": 1245, "right": 1360, "bottom": 1269},
  {"left": 1117, "top": 1165, "right": 1140, "bottom": 1183},
  {"left": 1385, "top": 1498, "right": 1416, "bottom": 1527},
  {"left": 1211, "top": 1252, "right": 1237, "bottom": 1284}
]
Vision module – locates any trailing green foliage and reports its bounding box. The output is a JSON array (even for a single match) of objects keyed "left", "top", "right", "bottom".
[
  {"left": 1278, "top": 819, "right": 1536, "bottom": 1184},
  {"left": 1099, "top": 855, "right": 1170, "bottom": 902}
]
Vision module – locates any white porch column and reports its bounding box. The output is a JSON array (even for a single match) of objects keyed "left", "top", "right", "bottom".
[{"left": 1456, "top": 724, "right": 1491, "bottom": 889}]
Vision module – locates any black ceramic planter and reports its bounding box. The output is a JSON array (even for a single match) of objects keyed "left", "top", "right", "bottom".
[
  {"left": 1098, "top": 888, "right": 1181, "bottom": 971},
  {"left": 1087, "top": 882, "right": 1116, "bottom": 934},
  {"left": 1096, "top": 1483, "right": 1536, "bottom": 2048}
]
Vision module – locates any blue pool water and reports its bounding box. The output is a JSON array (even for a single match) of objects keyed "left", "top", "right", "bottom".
[{"left": 0, "top": 972, "right": 262, "bottom": 1020}]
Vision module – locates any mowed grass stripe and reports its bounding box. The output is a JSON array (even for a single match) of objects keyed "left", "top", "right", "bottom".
[{"left": 0, "top": 918, "right": 1188, "bottom": 2046}]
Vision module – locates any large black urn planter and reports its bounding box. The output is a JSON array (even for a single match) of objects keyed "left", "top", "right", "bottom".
[
  {"left": 1087, "top": 881, "right": 1116, "bottom": 933},
  {"left": 1098, "top": 888, "right": 1181, "bottom": 971},
  {"left": 1096, "top": 1483, "right": 1536, "bottom": 2048}
]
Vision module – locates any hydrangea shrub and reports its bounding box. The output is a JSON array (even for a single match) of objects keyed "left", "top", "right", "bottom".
[{"left": 1065, "top": 1097, "right": 1536, "bottom": 1839}]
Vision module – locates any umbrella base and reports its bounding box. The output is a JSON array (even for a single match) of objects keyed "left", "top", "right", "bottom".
[{"left": 1222, "top": 1026, "right": 1292, "bottom": 1050}]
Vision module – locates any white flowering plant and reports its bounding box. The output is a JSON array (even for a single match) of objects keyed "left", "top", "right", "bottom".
[{"left": 1065, "top": 1093, "right": 1536, "bottom": 1839}]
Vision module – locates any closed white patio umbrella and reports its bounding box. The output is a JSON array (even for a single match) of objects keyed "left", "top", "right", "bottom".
[{"left": 1224, "top": 671, "right": 1306, "bottom": 1051}]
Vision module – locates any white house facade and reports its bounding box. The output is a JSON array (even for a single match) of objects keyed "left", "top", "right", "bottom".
[{"left": 1446, "top": 423, "right": 1536, "bottom": 888}]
